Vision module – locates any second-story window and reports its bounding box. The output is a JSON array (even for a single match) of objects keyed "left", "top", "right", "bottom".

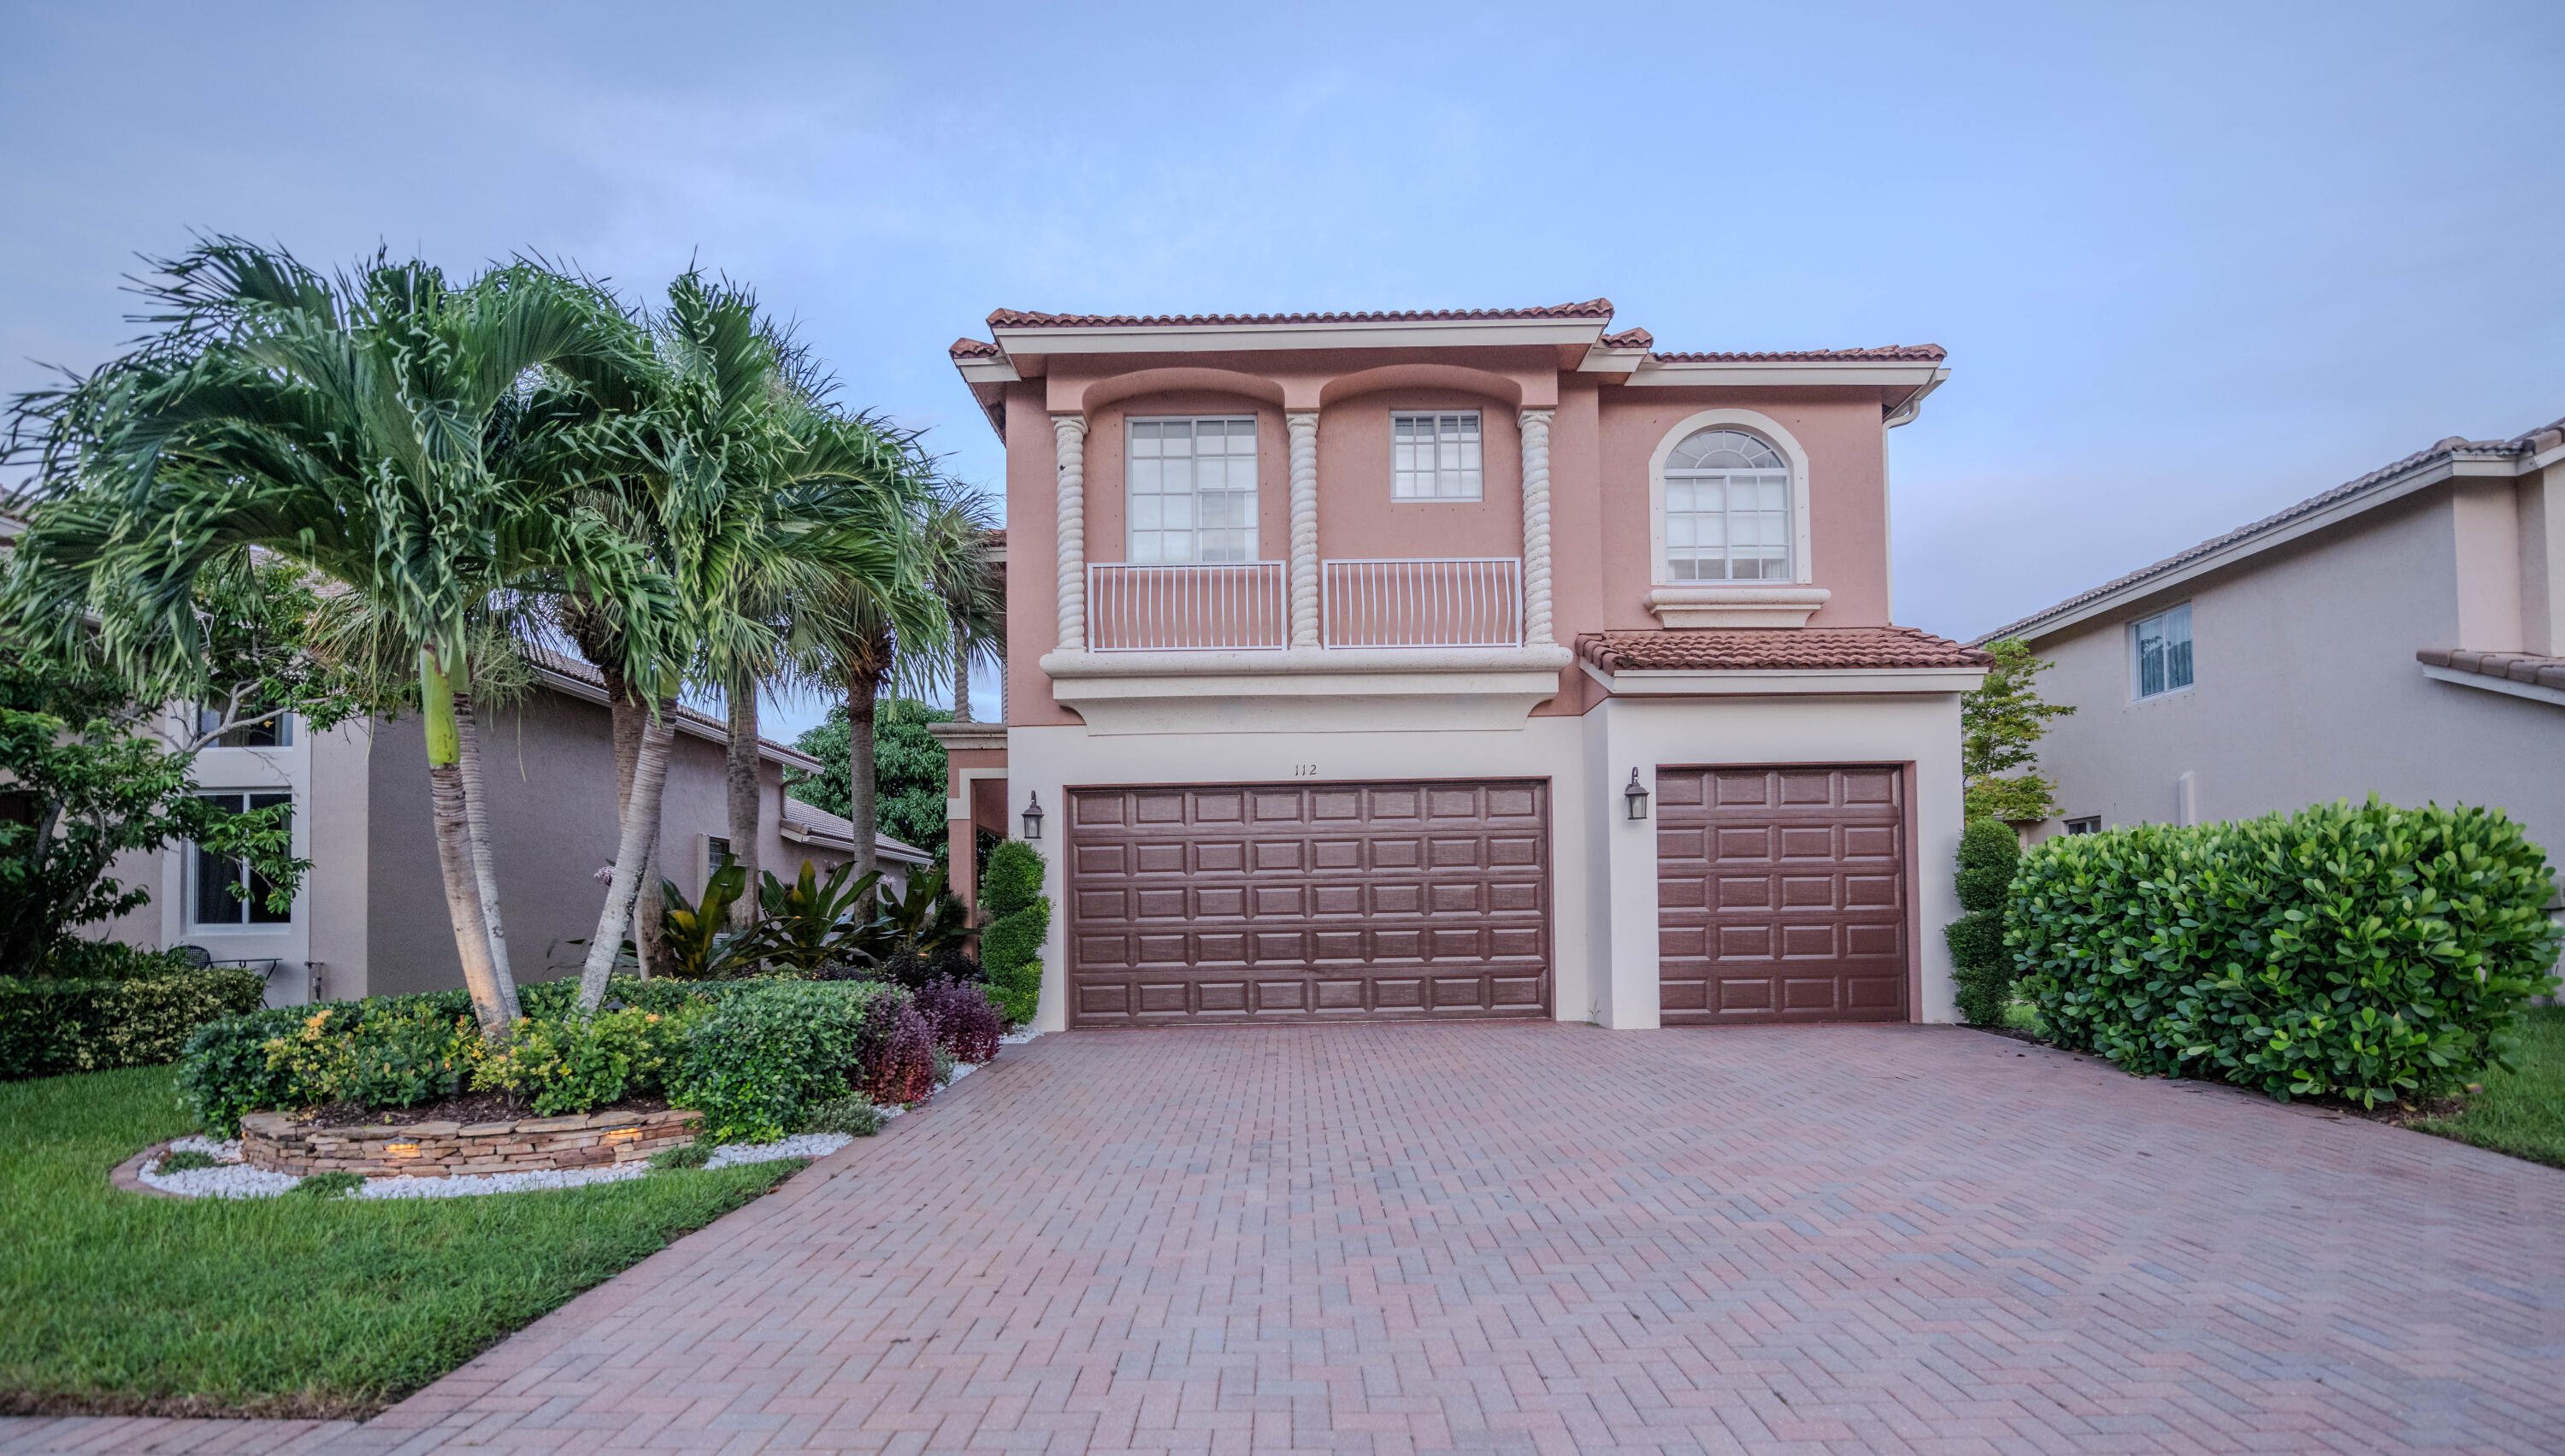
[
  {"left": 1663, "top": 427, "right": 1792, "bottom": 581},
  {"left": 1128, "top": 416, "right": 1258, "bottom": 563},
  {"left": 1392, "top": 412, "right": 1482, "bottom": 499},
  {"left": 2132, "top": 604, "right": 2193, "bottom": 699}
]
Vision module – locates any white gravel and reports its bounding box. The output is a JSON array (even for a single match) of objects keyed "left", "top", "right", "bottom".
[{"left": 133, "top": 1047, "right": 1009, "bottom": 1202}]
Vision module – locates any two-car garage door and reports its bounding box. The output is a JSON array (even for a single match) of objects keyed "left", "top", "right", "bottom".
[
  {"left": 1064, "top": 767, "right": 1908, "bottom": 1027},
  {"left": 1066, "top": 779, "right": 1549, "bottom": 1024}
]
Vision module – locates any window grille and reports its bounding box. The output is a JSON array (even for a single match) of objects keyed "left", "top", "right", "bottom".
[
  {"left": 1664, "top": 428, "right": 1791, "bottom": 581},
  {"left": 1128, "top": 416, "right": 1258, "bottom": 563},
  {"left": 1391, "top": 412, "right": 1483, "bottom": 499}
]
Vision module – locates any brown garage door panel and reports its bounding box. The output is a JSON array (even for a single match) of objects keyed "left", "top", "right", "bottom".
[
  {"left": 1067, "top": 780, "right": 1550, "bottom": 1024},
  {"left": 1657, "top": 765, "right": 1908, "bottom": 1025}
]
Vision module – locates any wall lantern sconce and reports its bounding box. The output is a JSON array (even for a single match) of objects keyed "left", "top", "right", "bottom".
[
  {"left": 1021, "top": 791, "right": 1046, "bottom": 840},
  {"left": 1624, "top": 769, "right": 1650, "bottom": 821}
]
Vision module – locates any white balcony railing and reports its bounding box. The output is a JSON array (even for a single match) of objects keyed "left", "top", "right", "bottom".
[
  {"left": 1321, "top": 557, "right": 1523, "bottom": 649},
  {"left": 1088, "top": 561, "right": 1287, "bottom": 651}
]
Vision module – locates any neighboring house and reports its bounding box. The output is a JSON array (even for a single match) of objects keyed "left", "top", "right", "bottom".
[
  {"left": 944, "top": 298, "right": 1988, "bottom": 1031},
  {"left": 96, "top": 648, "right": 930, "bottom": 1005},
  {"left": 1975, "top": 416, "right": 2565, "bottom": 869}
]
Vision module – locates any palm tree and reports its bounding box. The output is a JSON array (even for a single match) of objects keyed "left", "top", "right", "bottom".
[
  {"left": 806, "top": 478, "right": 996, "bottom": 882},
  {"left": 559, "top": 274, "right": 932, "bottom": 1012},
  {"left": 3, "top": 240, "right": 668, "bottom": 1040}
]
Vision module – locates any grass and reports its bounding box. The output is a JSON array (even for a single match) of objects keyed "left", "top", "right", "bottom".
[
  {"left": 2414, "top": 1005, "right": 2565, "bottom": 1170},
  {"left": 0, "top": 1064, "right": 798, "bottom": 1418}
]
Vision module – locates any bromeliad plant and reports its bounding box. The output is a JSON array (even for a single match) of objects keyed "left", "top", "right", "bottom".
[
  {"left": 751, "top": 858, "right": 882, "bottom": 972},
  {"left": 657, "top": 864, "right": 762, "bottom": 980}
]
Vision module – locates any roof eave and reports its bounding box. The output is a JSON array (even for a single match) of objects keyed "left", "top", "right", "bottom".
[{"left": 988, "top": 315, "right": 1613, "bottom": 358}]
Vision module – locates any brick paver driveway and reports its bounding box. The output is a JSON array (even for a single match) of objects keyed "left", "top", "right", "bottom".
[{"left": 65, "top": 1023, "right": 2565, "bottom": 1454}]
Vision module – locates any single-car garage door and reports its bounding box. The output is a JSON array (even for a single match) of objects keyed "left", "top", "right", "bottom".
[
  {"left": 1067, "top": 779, "right": 1550, "bottom": 1024},
  {"left": 1655, "top": 765, "right": 1908, "bottom": 1023}
]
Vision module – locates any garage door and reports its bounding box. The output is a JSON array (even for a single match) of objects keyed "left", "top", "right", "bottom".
[
  {"left": 1655, "top": 765, "right": 1908, "bottom": 1023},
  {"left": 1067, "top": 779, "right": 1549, "bottom": 1024}
]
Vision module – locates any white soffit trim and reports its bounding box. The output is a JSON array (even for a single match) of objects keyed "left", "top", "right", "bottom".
[
  {"left": 990, "top": 317, "right": 1610, "bottom": 356},
  {"left": 2421, "top": 664, "right": 2565, "bottom": 709},
  {"left": 1580, "top": 661, "right": 1988, "bottom": 696},
  {"left": 955, "top": 357, "right": 1021, "bottom": 384},
  {"left": 1624, "top": 360, "right": 1948, "bottom": 389},
  {"left": 2003, "top": 455, "right": 2521, "bottom": 644}
]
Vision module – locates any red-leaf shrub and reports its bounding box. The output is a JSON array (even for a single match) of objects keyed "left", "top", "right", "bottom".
[
  {"left": 911, "top": 978, "right": 1001, "bottom": 1063},
  {"left": 858, "top": 1002, "right": 936, "bottom": 1105}
]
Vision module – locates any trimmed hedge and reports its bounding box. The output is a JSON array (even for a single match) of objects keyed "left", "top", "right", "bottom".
[
  {"left": 1, "top": 957, "right": 264, "bottom": 1081},
  {"left": 178, "top": 974, "right": 908, "bottom": 1141},
  {"left": 2009, "top": 798, "right": 2563, "bottom": 1105},
  {"left": 979, "top": 840, "right": 1049, "bottom": 1025},
  {"left": 1946, "top": 820, "right": 2020, "bottom": 1027}
]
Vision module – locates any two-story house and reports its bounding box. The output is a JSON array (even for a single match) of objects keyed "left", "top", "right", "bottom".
[
  {"left": 944, "top": 299, "right": 1988, "bottom": 1031},
  {"left": 1976, "top": 416, "right": 2565, "bottom": 875}
]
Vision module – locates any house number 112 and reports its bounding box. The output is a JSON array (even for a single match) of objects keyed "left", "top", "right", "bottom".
[{"left": 1290, "top": 763, "right": 1319, "bottom": 776}]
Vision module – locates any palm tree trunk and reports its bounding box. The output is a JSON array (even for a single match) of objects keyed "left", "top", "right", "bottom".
[
  {"left": 421, "top": 651, "right": 509, "bottom": 1040},
  {"left": 579, "top": 707, "right": 677, "bottom": 1014},
  {"left": 846, "top": 664, "right": 883, "bottom": 882},
  {"left": 452, "top": 690, "right": 521, "bottom": 1022},
  {"left": 723, "top": 665, "right": 762, "bottom": 928},
  {"left": 637, "top": 827, "right": 670, "bottom": 978},
  {"left": 952, "top": 627, "right": 970, "bottom": 723}
]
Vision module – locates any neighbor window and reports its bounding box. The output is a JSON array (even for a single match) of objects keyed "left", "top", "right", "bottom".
[
  {"left": 196, "top": 704, "right": 292, "bottom": 747},
  {"left": 707, "top": 835, "right": 733, "bottom": 880},
  {"left": 2132, "top": 604, "right": 2194, "bottom": 699},
  {"left": 1663, "top": 427, "right": 1792, "bottom": 581},
  {"left": 2064, "top": 816, "right": 2102, "bottom": 835},
  {"left": 1127, "top": 416, "right": 1258, "bottom": 563},
  {"left": 190, "top": 792, "right": 292, "bottom": 927},
  {"left": 1391, "top": 412, "right": 1482, "bottom": 499}
]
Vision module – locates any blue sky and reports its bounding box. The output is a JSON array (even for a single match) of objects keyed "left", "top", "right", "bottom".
[{"left": 5, "top": 0, "right": 2560, "bottom": 739}]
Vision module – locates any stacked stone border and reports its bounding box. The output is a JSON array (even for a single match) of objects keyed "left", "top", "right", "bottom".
[{"left": 239, "top": 1106, "right": 702, "bottom": 1178}]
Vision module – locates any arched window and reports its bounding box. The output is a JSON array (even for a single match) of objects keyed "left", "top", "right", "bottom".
[{"left": 1662, "top": 427, "right": 1791, "bottom": 581}]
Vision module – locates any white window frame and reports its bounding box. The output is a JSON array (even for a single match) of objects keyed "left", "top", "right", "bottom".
[
  {"left": 186, "top": 790, "right": 294, "bottom": 930},
  {"left": 1124, "top": 415, "right": 1259, "bottom": 563},
  {"left": 1390, "top": 410, "right": 1483, "bottom": 501},
  {"left": 2063, "top": 816, "right": 2102, "bottom": 835},
  {"left": 1646, "top": 409, "right": 1814, "bottom": 587},
  {"left": 2130, "top": 603, "right": 2195, "bottom": 701}
]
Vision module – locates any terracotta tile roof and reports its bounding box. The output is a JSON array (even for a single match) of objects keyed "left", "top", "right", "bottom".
[
  {"left": 1578, "top": 627, "right": 1990, "bottom": 673},
  {"left": 1977, "top": 415, "right": 2565, "bottom": 645},
  {"left": 1598, "top": 327, "right": 1654, "bottom": 349},
  {"left": 2418, "top": 647, "right": 2565, "bottom": 693},
  {"left": 984, "top": 300, "right": 1616, "bottom": 330},
  {"left": 949, "top": 337, "right": 1004, "bottom": 360},
  {"left": 1649, "top": 345, "right": 1948, "bottom": 363}
]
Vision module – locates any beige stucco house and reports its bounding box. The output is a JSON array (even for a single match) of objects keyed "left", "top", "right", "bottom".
[
  {"left": 940, "top": 298, "right": 1990, "bottom": 1033},
  {"left": 101, "top": 650, "right": 929, "bottom": 1006},
  {"left": 1978, "top": 416, "right": 2565, "bottom": 869}
]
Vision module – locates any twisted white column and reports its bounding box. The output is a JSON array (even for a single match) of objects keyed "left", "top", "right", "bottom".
[
  {"left": 1518, "top": 408, "right": 1555, "bottom": 645},
  {"left": 1287, "top": 411, "right": 1321, "bottom": 648},
  {"left": 1053, "top": 414, "right": 1088, "bottom": 652}
]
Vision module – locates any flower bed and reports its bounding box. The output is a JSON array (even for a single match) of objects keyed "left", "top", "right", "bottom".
[{"left": 239, "top": 1105, "right": 701, "bottom": 1178}]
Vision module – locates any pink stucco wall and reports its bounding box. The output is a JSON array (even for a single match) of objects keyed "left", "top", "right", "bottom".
[{"left": 1000, "top": 348, "right": 1907, "bottom": 726}]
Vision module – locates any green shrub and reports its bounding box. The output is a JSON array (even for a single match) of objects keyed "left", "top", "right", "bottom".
[
  {"left": 802, "top": 1094, "right": 883, "bottom": 1137},
  {"left": 292, "top": 1170, "right": 365, "bottom": 1199},
  {"left": 154, "top": 1148, "right": 218, "bottom": 1173},
  {"left": 0, "top": 958, "right": 266, "bottom": 1081},
  {"left": 472, "top": 1006, "right": 691, "bottom": 1116},
  {"left": 647, "top": 1141, "right": 712, "bottom": 1170},
  {"left": 2010, "top": 797, "right": 2563, "bottom": 1105},
  {"left": 978, "top": 840, "right": 1049, "bottom": 1025},
  {"left": 38, "top": 940, "right": 194, "bottom": 981},
  {"left": 1946, "top": 820, "right": 2020, "bottom": 1026},
  {"left": 661, "top": 980, "right": 899, "bottom": 1143}
]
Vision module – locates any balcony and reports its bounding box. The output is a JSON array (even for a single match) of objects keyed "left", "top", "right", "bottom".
[
  {"left": 1088, "top": 562, "right": 1286, "bottom": 651},
  {"left": 1057, "top": 555, "right": 1570, "bottom": 734}
]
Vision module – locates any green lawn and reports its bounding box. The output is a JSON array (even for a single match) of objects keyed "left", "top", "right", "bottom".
[
  {"left": 2415, "top": 1005, "right": 2565, "bottom": 1170},
  {"left": 0, "top": 1064, "right": 797, "bottom": 1418}
]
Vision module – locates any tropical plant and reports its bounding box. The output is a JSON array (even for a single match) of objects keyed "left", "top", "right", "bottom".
[
  {"left": 654, "top": 864, "right": 762, "bottom": 980},
  {"left": 1961, "top": 638, "right": 2076, "bottom": 822},
  {"left": 3, "top": 239, "right": 669, "bottom": 1040},
  {"left": 750, "top": 858, "right": 881, "bottom": 972}
]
